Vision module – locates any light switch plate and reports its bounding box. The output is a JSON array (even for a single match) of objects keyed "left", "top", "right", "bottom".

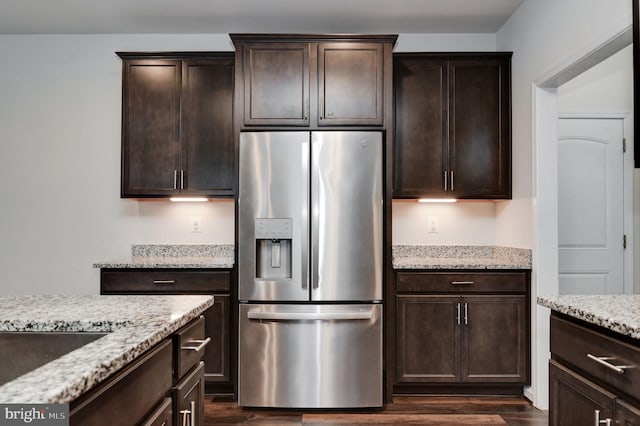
[{"left": 428, "top": 216, "right": 440, "bottom": 233}]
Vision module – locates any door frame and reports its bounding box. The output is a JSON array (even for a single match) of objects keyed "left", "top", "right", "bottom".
[
  {"left": 530, "top": 24, "right": 633, "bottom": 409},
  {"left": 557, "top": 112, "right": 634, "bottom": 295}
]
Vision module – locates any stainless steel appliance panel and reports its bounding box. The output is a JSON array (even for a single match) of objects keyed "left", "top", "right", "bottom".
[
  {"left": 311, "top": 131, "right": 383, "bottom": 301},
  {"left": 238, "top": 304, "right": 383, "bottom": 408},
  {"left": 238, "top": 132, "right": 310, "bottom": 301}
]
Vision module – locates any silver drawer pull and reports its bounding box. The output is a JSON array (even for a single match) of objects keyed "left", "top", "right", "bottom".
[
  {"left": 595, "top": 409, "right": 612, "bottom": 426},
  {"left": 451, "top": 281, "right": 474, "bottom": 285},
  {"left": 181, "top": 337, "right": 211, "bottom": 352},
  {"left": 180, "top": 401, "right": 195, "bottom": 426},
  {"left": 153, "top": 280, "right": 176, "bottom": 285},
  {"left": 586, "top": 354, "right": 629, "bottom": 374}
]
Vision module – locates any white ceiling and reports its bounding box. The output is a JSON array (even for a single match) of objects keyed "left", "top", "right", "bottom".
[{"left": 0, "top": 0, "right": 524, "bottom": 34}]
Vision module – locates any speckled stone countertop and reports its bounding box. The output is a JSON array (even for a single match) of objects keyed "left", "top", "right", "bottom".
[
  {"left": 538, "top": 295, "right": 640, "bottom": 340},
  {"left": 392, "top": 245, "right": 532, "bottom": 270},
  {"left": 0, "top": 294, "right": 214, "bottom": 403},
  {"left": 93, "top": 244, "right": 234, "bottom": 269}
]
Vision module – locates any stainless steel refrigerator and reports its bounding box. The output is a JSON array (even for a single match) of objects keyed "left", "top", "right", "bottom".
[{"left": 238, "top": 131, "right": 383, "bottom": 408}]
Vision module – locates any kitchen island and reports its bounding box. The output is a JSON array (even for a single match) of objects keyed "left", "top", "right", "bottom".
[
  {"left": 538, "top": 295, "right": 640, "bottom": 425},
  {"left": 0, "top": 294, "right": 214, "bottom": 409}
]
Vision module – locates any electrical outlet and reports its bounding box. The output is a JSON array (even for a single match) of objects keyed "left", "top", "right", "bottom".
[
  {"left": 191, "top": 216, "right": 202, "bottom": 233},
  {"left": 428, "top": 216, "right": 440, "bottom": 233}
]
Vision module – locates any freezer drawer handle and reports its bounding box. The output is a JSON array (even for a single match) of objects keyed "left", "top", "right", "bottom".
[
  {"left": 153, "top": 280, "right": 176, "bottom": 285},
  {"left": 181, "top": 337, "right": 211, "bottom": 352},
  {"left": 247, "top": 309, "right": 374, "bottom": 321}
]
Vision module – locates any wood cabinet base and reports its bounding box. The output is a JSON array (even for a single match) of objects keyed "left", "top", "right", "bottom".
[{"left": 393, "top": 384, "right": 524, "bottom": 397}]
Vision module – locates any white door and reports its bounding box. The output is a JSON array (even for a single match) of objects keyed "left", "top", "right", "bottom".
[{"left": 558, "top": 117, "right": 625, "bottom": 294}]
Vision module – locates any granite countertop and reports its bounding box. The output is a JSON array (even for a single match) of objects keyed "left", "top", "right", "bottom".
[
  {"left": 0, "top": 294, "right": 214, "bottom": 404},
  {"left": 538, "top": 295, "right": 640, "bottom": 340},
  {"left": 392, "top": 245, "right": 532, "bottom": 270},
  {"left": 93, "top": 244, "right": 234, "bottom": 269}
]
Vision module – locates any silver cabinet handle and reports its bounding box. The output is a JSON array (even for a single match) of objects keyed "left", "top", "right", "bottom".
[
  {"left": 451, "top": 170, "right": 454, "bottom": 191},
  {"left": 594, "top": 409, "right": 612, "bottom": 426},
  {"left": 153, "top": 280, "right": 176, "bottom": 285},
  {"left": 451, "top": 281, "right": 474, "bottom": 285},
  {"left": 586, "top": 354, "right": 629, "bottom": 374},
  {"left": 464, "top": 302, "right": 468, "bottom": 325},
  {"left": 173, "top": 170, "right": 178, "bottom": 190},
  {"left": 180, "top": 170, "right": 185, "bottom": 190},
  {"left": 444, "top": 170, "right": 448, "bottom": 191},
  {"left": 247, "top": 309, "right": 373, "bottom": 321},
  {"left": 456, "top": 302, "right": 461, "bottom": 325},
  {"left": 180, "top": 401, "right": 196, "bottom": 426},
  {"left": 181, "top": 337, "right": 211, "bottom": 352}
]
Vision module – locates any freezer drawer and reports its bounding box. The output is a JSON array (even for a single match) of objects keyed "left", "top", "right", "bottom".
[{"left": 238, "top": 304, "right": 383, "bottom": 408}]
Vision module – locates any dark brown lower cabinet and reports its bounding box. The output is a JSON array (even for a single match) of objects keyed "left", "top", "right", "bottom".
[
  {"left": 549, "top": 360, "right": 615, "bottom": 426},
  {"left": 549, "top": 312, "right": 640, "bottom": 426},
  {"left": 174, "top": 362, "right": 205, "bottom": 426},
  {"left": 394, "top": 271, "right": 530, "bottom": 395},
  {"left": 141, "top": 398, "right": 172, "bottom": 426},
  {"left": 100, "top": 268, "right": 233, "bottom": 396}
]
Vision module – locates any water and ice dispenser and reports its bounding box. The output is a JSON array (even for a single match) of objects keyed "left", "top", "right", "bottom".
[{"left": 255, "top": 218, "right": 292, "bottom": 280}]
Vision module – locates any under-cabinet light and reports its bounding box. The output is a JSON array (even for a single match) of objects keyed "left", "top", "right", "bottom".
[
  {"left": 417, "top": 198, "right": 457, "bottom": 203},
  {"left": 169, "top": 197, "right": 209, "bottom": 202}
]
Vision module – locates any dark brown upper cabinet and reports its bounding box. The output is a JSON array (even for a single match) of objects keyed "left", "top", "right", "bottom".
[
  {"left": 119, "top": 53, "right": 235, "bottom": 198},
  {"left": 231, "top": 34, "right": 396, "bottom": 128},
  {"left": 318, "top": 42, "right": 384, "bottom": 126},
  {"left": 242, "top": 42, "right": 310, "bottom": 126},
  {"left": 393, "top": 53, "right": 512, "bottom": 199}
]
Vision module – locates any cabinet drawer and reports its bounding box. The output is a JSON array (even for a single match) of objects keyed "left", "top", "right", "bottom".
[
  {"left": 616, "top": 399, "right": 640, "bottom": 425},
  {"left": 70, "top": 339, "right": 172, "bottom": 426},
  {"left": 396, "top": 272, "right": 527, "bottom": 294},
  {"left": 173, "top": 362, "right": 205, "bottom": 426},
  {"left": 141, "top": 397, "right": 173, "bottom": 426},
  {"left": 551, "top": 315, "right": 640, "bottom": 400},
  {"left": 174, "top": 316, "right": 207, "bottom": 380},
  {"left": 101, "top": 269, "right": 230, "bottom": 293}
]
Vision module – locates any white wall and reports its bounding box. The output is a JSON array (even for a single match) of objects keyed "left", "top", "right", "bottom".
[
  {"left": 558, "top": 45, "right": 633, "bottom": 113},
  {"left": 0, "top": 33, "right": 498, "bottom": 296},
  {"left": 496, "top": 0, "right": 632, "bottom": 408},
  {"left": 392, "top": 202, "right": 497, "bottom": 245}
]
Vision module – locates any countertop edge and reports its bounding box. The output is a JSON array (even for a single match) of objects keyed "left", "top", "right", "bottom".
[
  {"left": 537, "top": 295, "right": 640, "bottom": 340},
  {"left": 0, "top": 295, "right": 215, "bottom": 404}
]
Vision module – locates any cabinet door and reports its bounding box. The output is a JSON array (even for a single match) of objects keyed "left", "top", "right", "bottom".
[
  {"left": 203, "top": 295, "right": 230, "bottom": 384},
  {"left": 243, "top": 43, "right": 310, "bottom": 126},
  {"left": 616, "top": 399, "right": 640, "bottom": 425},
  {"left": 396, "top": 295, "right": 460, "bottom": 383},
  {"left": 549, "top": 360, "right": 616, "bottom": 426},
  {"left": 121, "top": 60, "right": 181, "bottom": 197},
  {"left": 393, "top": 57, "right": 448, "bottom": 197},
  {"left": 173, "top": 362, "right": 205, "bottom": 426},
  {"left": 462, "top": 295, "right": 528, "bottom": 383},
  {"left": 182, "top": 58, "right": 235, "bottom": 196},
  {"left": 318, "top": 42, "right": 383, "bottom": 126},
  {"left": 448, "top": 58, "right": 511, "bottom": 198}
]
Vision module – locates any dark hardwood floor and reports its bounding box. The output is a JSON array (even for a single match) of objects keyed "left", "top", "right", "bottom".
[{"left": 204, "top": 396, "right": 548, "bottom": 425}]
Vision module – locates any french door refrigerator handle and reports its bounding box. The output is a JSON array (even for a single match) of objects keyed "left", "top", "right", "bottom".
[
  {"left": 301, "top": 137, "right": 310, "bottom": 291},
  {"left": 247, "top": 309, "right": 374, "bottom": 321},
  {"left": 310, "top": 133, "right": 320, "bottom": 290}
]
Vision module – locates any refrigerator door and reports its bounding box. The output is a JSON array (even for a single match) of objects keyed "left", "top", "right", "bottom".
[
  {"left": 238, "top": 132, "right": 310, "bottom": 301},
  {"left": 238, "top": 303, "right": 383, "bottom": 408},
  {"left": 311, "top": 131, "right": 383, "bottom": 301}
]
